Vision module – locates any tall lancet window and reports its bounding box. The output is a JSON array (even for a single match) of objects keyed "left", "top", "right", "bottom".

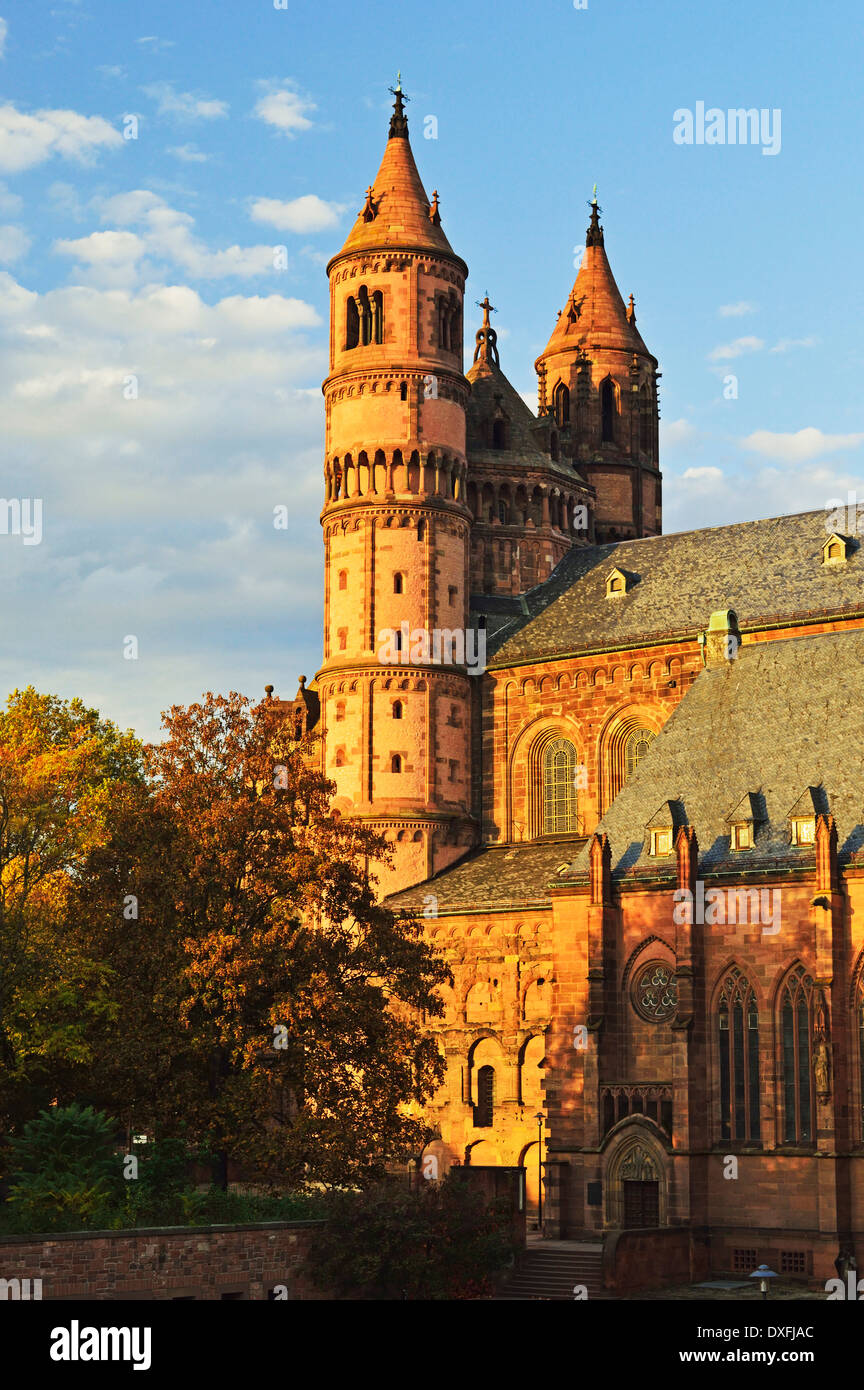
[
  {"left": 371, "top": 290, "right": 384, "bottom": 345},
  {"left": 542, "top": 737, "right": 577, "bottom": 834},
  {"left": 601, "top": 377, "right": 616, "bottom": 443},
  {"left": 780, "top": 966, "right": 814, "bottom": 1144},
  {"left": 718, "top": 968, "right": 760, "bottom": 1143}
]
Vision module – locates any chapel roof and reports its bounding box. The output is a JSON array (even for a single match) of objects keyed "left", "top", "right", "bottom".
[{"left": 479, "top": 509, "right": 864, "bottom": 666}]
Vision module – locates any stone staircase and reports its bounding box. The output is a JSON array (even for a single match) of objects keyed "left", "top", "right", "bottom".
[{"left": 499, "top": 1239, "right": 606, "bottom": 1300}]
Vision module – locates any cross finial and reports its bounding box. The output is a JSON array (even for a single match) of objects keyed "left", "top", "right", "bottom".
[
  {"left": 388, "top": 75, "right": 409, "bottom": 137},
  {"left": 586, "top": 189, "right": 604, "bottom": 246},
  {"left": 476, "top": 293, "right": 496, "bottom": 326}
]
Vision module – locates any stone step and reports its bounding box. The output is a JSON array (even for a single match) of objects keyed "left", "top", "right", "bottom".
[{"left": 499, "top": 1246, "right": 606, "bottom": 1301}]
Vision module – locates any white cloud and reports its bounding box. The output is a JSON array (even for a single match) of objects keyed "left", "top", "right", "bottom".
[
  {"left": 250, "top": 194, "right": 346, "bottom": 233},
  {"left": 0, "top": 18, "right": 7, "bottom": 60},
  {"left": 770, "top": 336, "right": 818, "bottom": 353},
  {"left": 0, "top": 179, "right": 21, "bottom": 213},
  {"left": 0, "top": 102, "right": 122, "bottom": 173},
  {"left": 97, "top": 64, "right": 125, "bottom": 79},
  {"left": 168, "top": 143, "right": 209, "bottom": 163},
  {"left": 718, "top": 301, "right": 756, "bottom": 317},
  {"left": 254, "top": 82, "right": 316, "bottom": 136},
  {"left": 0, "top": 223, "right": 31, "bottom": 262},
  {"left": 707, "top": 335, "right": 764, "bottom": 361},
  {"left": 55, "top": 190, "right": 283, "bottom": 285},
  {"left": 682, "top": 466, "right": 723, "bottom": 481},
  {"left": 136, "top": 36, "right": 176, "bottom": 50},
  {"left": 741, "top": 427, "right": 864, "bottom": 464},
  {"left": 660, "top": 418, "right": 697, "bottom": 449},
  {"left": 0, "top": 268, "right": 326, "bottom": 741},
  {"left": 142, "top": 82, "right": 228, "bottom": 121}
]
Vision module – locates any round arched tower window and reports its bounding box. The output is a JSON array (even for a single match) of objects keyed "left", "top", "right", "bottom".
[{"left": 631, "top": 961, "right": 678, "bottom": 1023}]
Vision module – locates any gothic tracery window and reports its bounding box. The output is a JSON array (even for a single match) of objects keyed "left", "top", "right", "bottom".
[
  {"left": 542, "top": 737, "right": 577, "bottom": 834},
  {"left": 625, "top": 728, "right": 655, "bottom": 780},
  {"left": 718, "top": 968, "right": 760, "bottom": 1143},
  {"left": 781, "top": 966, "right": 814, "bottom": 1144},
  {"left": 631, "top": 960, "right": 678, "bottom": 1023}
]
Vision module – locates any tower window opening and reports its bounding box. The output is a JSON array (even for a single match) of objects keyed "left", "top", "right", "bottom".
[
  {"left": 358, "top": 285, "right": 372, "bottom": 346},
  {"left": 498, "top": 499, "right": 510, "bottom": 524},
  {"left": 371, "top": 289, "right": 384, "bottom": 345},
  {"left": 439, "top": 298, "right": 450, "bottom": 350},
  {"left": 601, "top": 378, "right": 616, "bottom": 443},
  {"left": 393, "top": 572, "right": 404, "bottom": 594},
  {"left": 448, "top": 585, "right": 458, "bottom": 605},
  {"left": 400, "top": 380, "right": 408, "bottom": 402},
  {"left": 391, "top": 753, "right": 402, "bottom": 773},
  {"left": 392, "top": 700, "right": 403, "bottom": 719},
  {"left": 553, "top": 381, "right": 570, "bottom": 428},
  {"left": 337, "top": 628, "right": 347, "bottom": 651},
  {"left": 345, "top": 296, "right": 359, "bottom": 350},
  {"left": 335, "top": 701, "right": 345, "bottom": 722},
  {"left": 338, "top": 570, "right": 347, "bottom": 591}
]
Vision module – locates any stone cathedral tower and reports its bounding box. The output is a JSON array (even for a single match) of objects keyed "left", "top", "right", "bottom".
[
  {"left": 316, "top": 84, "right": 477, "bottom": 896},
  {"left": 535, "top": 197, "right": 662, "bottom": 543}
]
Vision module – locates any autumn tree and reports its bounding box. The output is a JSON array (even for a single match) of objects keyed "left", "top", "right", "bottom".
[
  {"left": 0, "top": 688, "right": 143, "bottom": 1135},
  {"left": 82, "top": 691, "right": 450, "bottom": 1188}
]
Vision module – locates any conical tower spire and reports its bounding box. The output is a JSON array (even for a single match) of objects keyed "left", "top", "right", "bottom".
[
  {"left": 330, "top": 82, "right": 463, "bottom": 267},
  {"left": 541, "top": 194, "right": 646, "bottom": 356}
]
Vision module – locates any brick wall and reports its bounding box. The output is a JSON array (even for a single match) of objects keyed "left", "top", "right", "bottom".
[{"left": 0, "top": 1221, "right": 325, "bottom": 1301}]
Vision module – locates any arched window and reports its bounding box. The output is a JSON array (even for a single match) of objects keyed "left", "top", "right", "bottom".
[
  {"left": 438, "top": 298, "right": 449, "bottom": 350},
  {"left": 718, "top": 968, "right": 760, "bottom": 1142},
  {"left": 639, "top": 383, "right": 651, "bottom": 454},
  {"left": 338, "top": 570, "right": 347, "bottom": 591},
  {"left": 492, "top": 418, "right": 507, "bottom": 449},
  {"left": 393, "top": 572, "right": 404, "bottom": 594},
  {"left": 498, "top": 499, "right": 509, "bottom": 524},
  {"left": 601, "top": 377, "right": 616, "bottom": 443},
  {"left": 625, "top": 728, "right": 655, "bottom": 780},
  {"left": 391, "top": 753, "right": 402, "bottom": 773},
  {"left": 371, "top": 290, "right": 383, "bottom": 345},
  {"left": 542, "top": 737, "right": 577, "bottom": 834},
  {"left": 358, "top": 285, "right": 372, "bottom": 346},
  {"left": 553, "top": 381, "right": 570, "bottom": 428},
  {"left": 474, "top": 1065, "right": 495, "bottom": 1128},
  {"left": 334, "top": 748, "right": 346, "bottom": 767},
  {"left": 392, "top": 700, "right": 403, "bottom": 719},
  {"left": 345, "top": 296, "right": 359, "bottom": 350},
  {"left": 781, "top": 966, "right": 814, "bottom": 1144},
  {"left": 400, "top": 380, "right": 408, "bottom": 402}
]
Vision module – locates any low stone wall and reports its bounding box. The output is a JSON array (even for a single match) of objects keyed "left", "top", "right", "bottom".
[
  {"left": 604, "top": 1226, "right": 706, "bottom": 1291},
  {"left": 0, "top": 1220, "right": 325, "bottom": 1301}
]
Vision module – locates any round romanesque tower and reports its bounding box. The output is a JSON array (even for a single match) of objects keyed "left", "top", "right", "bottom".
[
  {"left": 317, "top": 85, "right": 477, "bottom": 896},
  {"left": 535, "top": 196, "right": 662, "bottom": 543}
]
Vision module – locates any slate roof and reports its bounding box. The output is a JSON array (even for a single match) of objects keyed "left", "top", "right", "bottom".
[
  {"left": 386, "top": 836, "right": 586, "bottom": 914},
  {"left": 482, "top": 509, "right": 864, "bottom": 667},
  {"left": 562, "top": 627, "right": 864, "bottom": 881}
]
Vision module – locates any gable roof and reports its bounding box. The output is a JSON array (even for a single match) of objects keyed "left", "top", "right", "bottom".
[
  {"left": 482, "top": 510, "right": 864, "bottom": 666},
  {"left": 563, "top": 627, "right": 864, "bottom": 880}
]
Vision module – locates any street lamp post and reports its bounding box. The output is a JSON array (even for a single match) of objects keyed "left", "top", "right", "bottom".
[
  {"left": 535, "top": 1112, "right": 543, "bottom": 1231},
  {"left": 749, "top": 1264, "right": 778, "bottom": 1300}
]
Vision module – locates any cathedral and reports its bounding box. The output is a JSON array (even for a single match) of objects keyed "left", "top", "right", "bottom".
[{"left": 284, "top": 84, "right": 864, "bottom": 1287}]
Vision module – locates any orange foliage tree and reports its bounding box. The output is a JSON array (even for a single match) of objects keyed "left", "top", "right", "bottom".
[{"left": 81, "top": 691, "right": 449, "bottom": 1188}]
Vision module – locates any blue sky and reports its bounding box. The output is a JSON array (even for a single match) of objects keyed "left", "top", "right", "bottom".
[{"left": 0, "top": 0, "right": 862, "bottom": 740}]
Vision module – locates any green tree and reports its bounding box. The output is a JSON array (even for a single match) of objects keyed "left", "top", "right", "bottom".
[{"left": 6, "top": 1103, "right": 123, "bottom": 1232}]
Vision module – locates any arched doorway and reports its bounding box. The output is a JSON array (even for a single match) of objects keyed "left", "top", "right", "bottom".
[
  {"left": 519, "top": 1138, "right": 546, "bottom": 1229},
  {"left": 605, "top": 1129, "right": 668, "bottom": 1229}
]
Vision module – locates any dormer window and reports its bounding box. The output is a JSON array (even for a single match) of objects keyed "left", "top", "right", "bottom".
[
  {"left": 726, "top": 791, "right": 763, "bottom": 852},
  {"left": 791, "top": 817, "right": 816, "bottom": 846},
  {"left": 651, "top": 828, "right": 673, "bottom": 857},
  {"left": 787, "top": 785, "right": 826, "bottom": 847},
  {"left": 606, "top": 566, "right": 630, "bottom": 598},
  {"left": 731, "top": 822, "right": 754, "bottom": 851},
  {"left": 822, "top": 533, "right": 849, "bottom": 565},
  {"left": 646, "top": 800, "right": 682, "bottom": 857}
]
